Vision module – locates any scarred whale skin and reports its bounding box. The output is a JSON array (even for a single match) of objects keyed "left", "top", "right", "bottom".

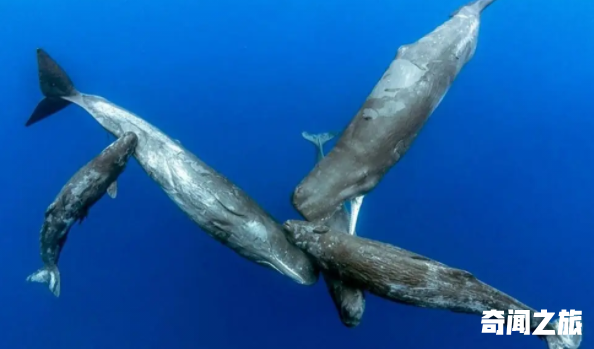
[
  {"left": 283, "top": 219, "right": 582, "bottom": 349},
  {"left": 292, "top": 0, "right": 498, "bottom": 222},
  {"left": 301, "top": 131, "right": 366, "bottom": 327},
  {"left": 25, "top": 49, "right": 318, "bottom": 286},
  {"left": 27, "top": 132, "right": 138, "bottom": 297}
]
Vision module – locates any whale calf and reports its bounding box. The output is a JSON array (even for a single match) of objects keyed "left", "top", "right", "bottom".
[
  {"left": 26, "top": 49, "right": 318, "bottom": 285},
  {"left": 292, "top": 0, "right": 498, "bottom": 221},
  {"left": 283, "top": 220, "right": 582, "bottom": 349},
  {"left": 27, "top": 132, "right": 138, "bottom": 297},
  {"left": 301, "top": 131, "right": 366, "bottom": 327}
]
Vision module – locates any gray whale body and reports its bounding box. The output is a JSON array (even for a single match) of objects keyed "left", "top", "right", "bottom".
[
  {"left": 27, "top": 132, "right": 138, "bottom": 297},
  {"left": 26, "top": 49, "right": 318, "bottom": 286},
  {"left": 284, "top": 219, "right": 583, "bottom": 349},
  {"left": 301, "top": 131, "right": 366, "bottom": 327},
  {"left": 292, "top": 0, "right": 498, "bottom": 222}
]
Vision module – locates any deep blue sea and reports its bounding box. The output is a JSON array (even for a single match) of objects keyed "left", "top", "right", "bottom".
[{"left": 0, "top": 0, "right": 590, "bottom": 348}]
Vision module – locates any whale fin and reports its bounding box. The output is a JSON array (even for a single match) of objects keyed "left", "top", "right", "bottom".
[
  {"left": 44, "top": 201, "right": 57, "bottom": 218},
  {"left": 27, "top": 97, "right": 72, "bottom": 126},
  {"left": 78, "top": 207, "right": 89, "bottom": 224},
  {"left": 107, "top": 181, "right": 118, "bottom": 199},
  {"left": 348, "top": 195, "right": 365, "bottom": 236},
  {"left": 26, "top": 265, "right": 61, "bottom": 297},
  {"left": 301, "top": 131, "right": 335, "bottom": 148},
  {"left": 544, "top": 319, "right": 582, "bottom": 349},
  {"left": 26, "top": 48, "right": 80, "bottom": 127},
  {"left": 302, "top": 131, "right": 337, "bottom": 162}
]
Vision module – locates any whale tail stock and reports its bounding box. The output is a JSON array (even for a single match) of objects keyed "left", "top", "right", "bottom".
[
  {"left": 26, "top": 264, "right": 61, "bottom": 297},
  {"left": 451, "top": 0, "right": 498, "bottom": 17},
  {"left": 470, "top": 0, "right": 497, "bottom": 13},
  {"left": 26, "top": 48, "right": 80, "bottom": 127}
]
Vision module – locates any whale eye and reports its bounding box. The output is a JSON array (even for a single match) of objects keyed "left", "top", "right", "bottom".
[{"left": 313, "top": 226, "right": 330, "bottom": 234}]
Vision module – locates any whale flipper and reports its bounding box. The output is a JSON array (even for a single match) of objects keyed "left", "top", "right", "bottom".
[
  {"left": 26, "top": 48, "right": 80, "bottom": 127},
  {"left": 348, "top": 195, "right": 364, "bottom": 236},
  {"left": 107, "top": 181, "right": 118, "bottom": 199},
  {"left": 26, "top": 265, "right": 61, "bottom": 297}
]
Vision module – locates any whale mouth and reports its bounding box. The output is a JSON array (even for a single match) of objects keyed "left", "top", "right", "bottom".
[
  {"left": 283, "top": 221, "right": 294, "bottom": 231},
  {"left": 256, "top": 258, "right": 312, "bottom": 286}
]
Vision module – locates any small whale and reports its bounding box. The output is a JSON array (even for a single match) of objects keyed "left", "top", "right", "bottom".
[
  {"left": 27, "top": 132, "right": 138, "bottom": 297},
  {"left": 292, "top": 0, "right": 498, "bottom": 222},
  {"left": 283, "top": 220, "right": 582, "bottom": 349},
  {"left": 25, "top": 49, "right": 318, "bottom": 286},
  {"left": 301, "top": 131, "right": 365, "bottom": 327}
]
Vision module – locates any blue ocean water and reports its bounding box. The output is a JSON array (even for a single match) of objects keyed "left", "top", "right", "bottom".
[{"left": 0, "top": 0, "right": 590, "bottom": 348}]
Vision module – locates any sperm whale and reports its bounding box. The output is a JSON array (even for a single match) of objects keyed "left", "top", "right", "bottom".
[
  {"left": 25, "top": 49, "right": 318, "bottom": 286},
  {"left": 292, "top": 0, "right": 499, "bottom": 222}
]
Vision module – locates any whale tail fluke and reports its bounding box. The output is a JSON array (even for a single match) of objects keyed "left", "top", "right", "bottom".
[
  {"left": 301, "top": 131, "right": 336, "bottom": 149},
  {"left": 26, "top": 48, "right": 80, "bottom": 127},
  {"left": 26, "top": 264, "right": 61, "bottom": 297},
  {"left": 302, "top": 131, "right": 337, "bottom": 162},
  {"left": 543, "top": 319, "right": 583, "bottom": 349}
]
